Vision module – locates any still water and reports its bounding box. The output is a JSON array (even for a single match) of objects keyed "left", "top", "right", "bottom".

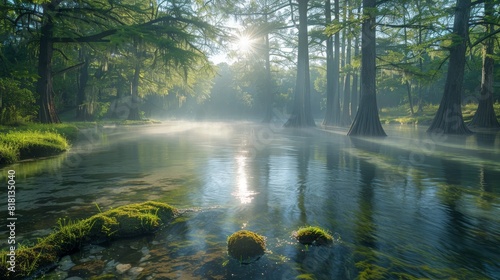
[{"left": 1, "top": 121, "right": 499, "bottom": 279}]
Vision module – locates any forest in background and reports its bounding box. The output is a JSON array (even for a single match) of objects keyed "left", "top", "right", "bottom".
[{"left": 1, "top": 0, "right": 499, "bottom": 135}]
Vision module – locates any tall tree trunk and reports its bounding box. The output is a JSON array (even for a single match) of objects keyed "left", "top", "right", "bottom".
[
  {"left": 406, "top": 80, "right": 415, "bottom": 115},
  {"left": 427, "top": 0, "right": 472, "bottom": 134},
  {"left": 417, "top": 28, "right": 424, "bottom": 114},
  {"left": 284, "top": 0, "right": 315, "bottom": 127},
  {"left": 348, "top": 0, "right": 386, "bottom": 136},
  {"left": 37, "top": 7, "right": 60, "bottom": 124},
  {"left": 351, "top": 6, "right": 361, "bottom": 117},
  {"left": 76, "top": 52, "right": 92, "bottom": 121},
  {"left": 468, "top": 0, "right": 500, "bottom": 128},
  {"left": 127, "top": 63, "right": 141, "bottom": 120},
  {"left": 323, "top": 0, "right": 341, "bottom": 126},
  {"left": 341, "top": 0, "right": 352, "bottom": 126},
  {"left": 262, "top": 27, "right": 274, "bottom": 123},
  {"left": 403, "top": 8, "right": 414, "bottom": 116}
]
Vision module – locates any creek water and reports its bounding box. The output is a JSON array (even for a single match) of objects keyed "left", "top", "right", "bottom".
[{"left": 1, "top": 121, "right": 499, "bottom": 279}]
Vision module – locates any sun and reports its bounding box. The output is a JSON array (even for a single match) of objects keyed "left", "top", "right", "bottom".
[{"left": 236, "top": 34, "right": 254, "bottom": 54}]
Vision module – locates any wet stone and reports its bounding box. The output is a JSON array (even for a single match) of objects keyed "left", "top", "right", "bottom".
[
  {"left": 139, "top": 254, "right": 151, "bottom": 263},
  {"left": 104, "top": 260, "right": 119, "bottom": 273},
  {"left": 128, "top": 267, "right": 144, "bottom": 278},
  {"left": 68, "top": 260, "right": 105, "bottom": 278},
  {"left": 141, "top": 246, "right": 150, "bottom": 255},
  {"left": 58, "top": 255, "right": 75, "bottom": 271},
  {"left": 87, "top": 245, "right": 106, "bottom": 255},
  {"left": 116, "top": 263, "right": 132, "bottom": 274}
]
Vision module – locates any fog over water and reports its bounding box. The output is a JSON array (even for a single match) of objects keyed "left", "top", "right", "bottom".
[{"left": 1, "top": 121, "right": 499, "bottom": 279}]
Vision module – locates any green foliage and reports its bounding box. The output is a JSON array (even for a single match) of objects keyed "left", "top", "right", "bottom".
[
  {"left": 0, "top": 78, "right": 37, "bottom": 124},
  {"left": 0, "top": 201, "right": 177, "bottom": 279}
]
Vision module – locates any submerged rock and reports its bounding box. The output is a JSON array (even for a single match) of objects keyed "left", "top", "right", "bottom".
[
  {"left": 58, "top": 255, "right": 76, "bottom": 271},
  {"left": 115, "top": 263, "right": 132, "bottom": 274},
  {"left": 128, "top": 266, "right": 144, "bottom": 278},
  {"left": 68, "top": 260, "right": 105, "bottom": 278}
]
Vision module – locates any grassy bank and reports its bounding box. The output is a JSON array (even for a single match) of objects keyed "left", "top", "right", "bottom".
[
  {"left": 0, "top": 201, "right": 178, "bottom": 279},
  {"left": 0, "top": 130, "right": 70, "bottom": 165},
  {"left": 379, "top": 103, "right": 500, "bottom": 125},
  {"left": 0, "top": 120, "right": 162, "bottom": 166}
]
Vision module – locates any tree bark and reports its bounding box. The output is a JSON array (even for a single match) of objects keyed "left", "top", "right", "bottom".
[
  {"left": 427, "top": 0, "right": 473, "bottom": 134},
  {"left": 76, "top": 52, "right": 92, "bottom": 121},
  {"left": 37, "top": 6, "right": 60, "bottom": 124},
  {"left": 284, "top": 0, "right": 315, "bottom": 127},
  {"left": 406, "top": 80, "right": 414, "bottom": 115},
  {"left": 341, "top": 1, "right": 352, "bottom": 126},
  {"left": 127, "top": 63, "right": 142, "bottom": 120},
  {"left": 262, "top": 30, "right": 274, "bottom": 123},
  {"left": 323, "top": 0, "right": 341, "bottom": 126},
  {"left": 351, "top": 6, "right": 361, "bottom": 118},
  {"left": 348, "top": 0, "right": 386, "bottom": 136},
  {"left": 468, "top": 0, "right": 500, "bottom": 129}
]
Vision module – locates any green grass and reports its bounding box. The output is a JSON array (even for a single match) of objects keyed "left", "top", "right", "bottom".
[
  {"left": 0, "top": 119, "right": 162, "bottom": 166},
  {"left": 0, "top": 123, "right": 80, "bottom": 141},
  {"left": 0, "top": 201, "right": 178, "bottom": 279},
  {"left": 0, "top": 130, "right": 69, "bottom": 165},
  {"left": 379, "top": 102, "right": 500, "bottom": 125}
]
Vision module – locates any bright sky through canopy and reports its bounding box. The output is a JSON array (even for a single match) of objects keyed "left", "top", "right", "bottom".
[{"left": 236, "top": 34, "right": 253, "bottom": 53}]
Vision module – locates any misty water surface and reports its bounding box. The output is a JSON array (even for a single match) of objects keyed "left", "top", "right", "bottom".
[{"left": 1, "top": 121, "right": 499, "bottom": 279}]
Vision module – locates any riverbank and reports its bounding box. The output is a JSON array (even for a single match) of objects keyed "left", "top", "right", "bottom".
[
  {"left": 0, "top": 124, "right": 76, "bottom": 165},
  {"left": 0, "top": 120, "right": 162, "bottom": 166},
  {"left": 379, "top": 103, "right": 500, "bottom": 125},
  {"left": 0, "top": 201, "right": 178, "bottom": 279}
]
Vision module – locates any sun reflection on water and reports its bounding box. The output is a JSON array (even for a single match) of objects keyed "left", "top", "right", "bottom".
[{"left": 232, "top": 154, "right": 258, "bottom": 204}]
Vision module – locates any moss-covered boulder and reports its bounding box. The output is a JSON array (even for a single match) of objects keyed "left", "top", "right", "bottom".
[
  {"left": 0, "top": 201, "right": 177, "bottom": 279},
  {"left": 293, "top": 226, "right": 334, "bottom": 246},
  {"left": 87, "top": 201, "right": 178, "bottom": 239},
  {"left": 227, "top": 230, "right": 266, "bottom": 264}
]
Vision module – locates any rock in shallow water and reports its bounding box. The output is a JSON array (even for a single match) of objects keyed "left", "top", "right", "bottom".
[
  {"left": 116, "top": 263, "right": 132, "bottom": 274},
  {"left": 68, "top": 260, "right": 105, "bottom": 278},
  {"left": 58, "top": 255, "right": 75, "bottom": 271}
]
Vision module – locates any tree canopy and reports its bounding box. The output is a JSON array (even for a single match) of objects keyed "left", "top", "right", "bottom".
[{"left": 0, "top": 0, "right": 498, "bottom": 134}]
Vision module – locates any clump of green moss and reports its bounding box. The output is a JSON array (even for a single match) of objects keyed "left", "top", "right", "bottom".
[
  {"left": 227, "top": 230, "right": 266, "bottom": 264},
  {"left": 0, "top": 130, "right": 69, "bottom": 165},
  {"left": 293, "top": 226, "right": 334, "bottom": 246},
  {"left": 0, "top": 201, "right": 177, "bottom": 279}
]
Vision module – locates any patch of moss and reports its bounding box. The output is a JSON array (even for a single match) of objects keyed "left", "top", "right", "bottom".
[
  {"left": 0, "top": 201, "right": 177, "bottom": 279},
  {"left": 87, "top": 201, "right": 178, "bottom": 239},
  {"left": 0, "top": 130, "right": 69, "bottom": 165},
  {"left": 293, "top": 226, "right": 334, "bottom": 246},
  {"left": 227, "top": 230, "right": 266, "bottom": 264}
]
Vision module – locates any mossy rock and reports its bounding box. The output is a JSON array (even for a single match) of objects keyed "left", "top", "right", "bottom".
[
  {"left": 227, "top": 230, "right": 266, "bottom": 264},
  {"left": 87, "top": 201, "right": 178, "bottom": 239},
  {"left": 293, "top": 226, "right": 333, "bottom": 246},
  {"left": 0, "top": 201, "right": 177, "bottom": 279}
]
